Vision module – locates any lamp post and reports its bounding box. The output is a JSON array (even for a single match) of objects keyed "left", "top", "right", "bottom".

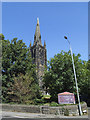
[{"left": 64, "top": 36, "right": 82, "bottom": 116}]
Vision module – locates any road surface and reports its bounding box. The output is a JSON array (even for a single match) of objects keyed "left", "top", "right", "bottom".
[{"left": 1, "top": 118, "right": 89, "bottom": 120}]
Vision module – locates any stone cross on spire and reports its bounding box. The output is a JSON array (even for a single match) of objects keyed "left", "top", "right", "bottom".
[{"left": 34, "top": 18, "right": 42, "bottom": 46}]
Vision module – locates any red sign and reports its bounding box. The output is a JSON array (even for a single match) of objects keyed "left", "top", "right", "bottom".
[{"left": 58, "top": 92, "right": 75, "bottom": 104}]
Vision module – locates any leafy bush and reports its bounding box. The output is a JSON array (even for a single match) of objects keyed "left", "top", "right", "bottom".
[
  {"left": 34, "top": 98, "right": 45, "bottom": 105},
  {"left": 42, "top": 95, "right": 51, "bottom": 99},
  {"left": 50, "top": 102, "right": 59, "bottom": 106}
]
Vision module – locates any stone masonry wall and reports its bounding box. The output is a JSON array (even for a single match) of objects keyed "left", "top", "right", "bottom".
[{"left": 1, "top": 103, "right": 87, "bottom": 116}]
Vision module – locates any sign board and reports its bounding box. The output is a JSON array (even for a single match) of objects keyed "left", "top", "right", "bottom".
[{"left": 58, "top": 92, "right": 75, "bottom": 104}]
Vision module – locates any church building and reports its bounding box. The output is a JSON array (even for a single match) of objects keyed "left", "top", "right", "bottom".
[{"left": 30, "top": 18, "right": 47, "bottom": 91}]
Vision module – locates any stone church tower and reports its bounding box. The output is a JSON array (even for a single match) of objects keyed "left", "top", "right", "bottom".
[{"left": 30, "top": 18, "right": 47, "bottom": 90}]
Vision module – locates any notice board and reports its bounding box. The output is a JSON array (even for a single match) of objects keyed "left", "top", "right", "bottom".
[{"left": 58, "top": 92, "right": 75, "bottom": 104}]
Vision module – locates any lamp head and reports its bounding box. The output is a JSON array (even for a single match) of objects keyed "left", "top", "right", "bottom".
[{"left": 64, "top": 36, "right": 67, "bottom": 39}]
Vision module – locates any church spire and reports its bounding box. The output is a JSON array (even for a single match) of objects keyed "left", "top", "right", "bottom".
[{"left": 34, "top": 18, "right": 42, "bottom": 46}]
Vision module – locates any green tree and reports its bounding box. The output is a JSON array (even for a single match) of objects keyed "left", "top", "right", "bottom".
[
  {"left": 79, "top": 60, "right": 90, "bottom": 104},
  {"left": 7, "top": 72, "right": 40, "bottom": 104},
  {"left": 2, "top": 37, "right": 11, "bottom": 102},
  {"left": 43, "top": 51, "right": 88, "bottom": 102},
  {"left": 2, "top": 35, "right": 39, "bottom": 103},
  {"left": 87, "top": 60, "right": 90, "bottom": 105},
  {"left": 0, "top": 33, "right": 4, "bottom": 102}
]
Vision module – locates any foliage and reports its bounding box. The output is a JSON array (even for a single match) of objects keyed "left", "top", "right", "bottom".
[
  {"left": 7, "top": 73, "right": 40, "bottom": 104},
  {"left": 84, "top": 60, "right": 90, "bottom": 106},
  {"left": 50, "top": 102, "right": 58, "bottom": 106},
  {"left": 43, "top": 50, "right": 89, "bottom": 102},
  {"left": 2, "top": 35, "right": 40, "bottom": 103},
  {"left": 0, "top": 33, "right": 5, "bottom": 40},
  {"left": 34, "top": 98, "right": 45, "bottom": 105},
  {"left": 42, "top": 95, "right": 51, "bottom": 99},
  {"left": 34, "top": 95, "right": 51, "bottom": 105},
  {"left": 77, "top": 60, "right": 90, "bottom": 104}
]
